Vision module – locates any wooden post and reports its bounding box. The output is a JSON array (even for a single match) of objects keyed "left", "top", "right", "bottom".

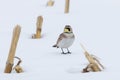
[
  {"left": 64, "top": 0, "right": 69, "bottom": 13},
  {"left": 32, "top": 16, "right": 43, "bottom": 39},
  {"left": 80, "top": 44, "right": 103, "bottom": 73},
  {"left": 47, "top": 0, "right": 54, "bottom": 6},
  {"left": 4, "top": 25, "right": 21, "bottom": 73}
]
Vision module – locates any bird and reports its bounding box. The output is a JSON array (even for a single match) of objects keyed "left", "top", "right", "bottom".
[{"left": 53, "top": 25, "right": 75, "bottom": 54}]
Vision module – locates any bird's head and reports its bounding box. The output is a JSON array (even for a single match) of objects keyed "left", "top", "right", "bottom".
[{"left": 64, "top": 25, "right": 73, "bottom": 33}]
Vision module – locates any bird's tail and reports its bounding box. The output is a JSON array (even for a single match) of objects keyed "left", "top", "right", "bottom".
[
  {"left": 52, "top": 44, "right": 59, "bottom": 48},
  {"left": 53, "top": 44, "right": 57, "bottom": 47}
]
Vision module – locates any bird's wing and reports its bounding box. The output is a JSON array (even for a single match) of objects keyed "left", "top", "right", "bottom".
[{"left": 56, "top": 33, "right": 67, "bottom": 45}]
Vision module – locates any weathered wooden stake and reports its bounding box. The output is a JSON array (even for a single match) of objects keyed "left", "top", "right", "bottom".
[
  {"left": 32, "top": 16, "right": 43, "bottom": 39},
  {"left": 64, "top": 0, "right": 70, "bottom": 13},
  {"left": 80, "top": 44, "right": 104, "bottom": 73},
  {"left": 4, "top": 25, "right": 21, "bottom": 73},
  {"left": 47, "top": 0, "right": 54, "bottom": 6}
]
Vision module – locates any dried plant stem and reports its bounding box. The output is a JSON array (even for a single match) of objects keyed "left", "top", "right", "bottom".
[
  {"left": 32, "top": 16, "right": 43, "bottom": 39},
  {"left": 80, "top": 44, "right": 103, "bottom": 72},
  {"left": 64, "top": 0, "right": 69, "bottom": 13},
  {"left": 47, "top": 0, "right": 54, "bottom": 6},
  {"left": 4, "top": 25, "right": 21, "bottom": 73},
  {"left": 84, "top": 51, "right": 101, "bottom": 72}
]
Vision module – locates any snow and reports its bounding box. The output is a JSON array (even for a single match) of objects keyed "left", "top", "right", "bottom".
[{"left": 0, "top": 0, "right": 120, "bottom": 80}]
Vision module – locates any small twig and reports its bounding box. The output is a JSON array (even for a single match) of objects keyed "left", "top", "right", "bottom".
[
  {"left": 13, "top": 56, "right": 23, "bottom": 73},
  {"left": 14, "top": 56, "right": 22, "bottom": 66}
]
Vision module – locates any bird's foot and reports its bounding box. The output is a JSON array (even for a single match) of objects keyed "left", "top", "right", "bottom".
[
  {"left": 67, "top": 51, "right": 71, "bottom": 54},
  {"left": 61, "top": 52, "right": 67, "bottom": 54},
  {"left": 61, "top": 52, "right": 71, "bottom": 54}
]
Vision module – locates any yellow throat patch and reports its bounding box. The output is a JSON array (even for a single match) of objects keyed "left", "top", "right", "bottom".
[{"left": 64, "top": 29, "right": 69, "bottom": 33}]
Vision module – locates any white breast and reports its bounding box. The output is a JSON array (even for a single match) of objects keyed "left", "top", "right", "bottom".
[{"left": 57, "top": 38, "right": 74, "bottom": 48}]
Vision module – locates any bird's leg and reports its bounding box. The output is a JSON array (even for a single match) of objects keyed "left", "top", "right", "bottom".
[
  {"left": 61, "top": 48, "right": 66, "bottom": 54},
  {"left": 67, "top": 48, "right": 71, "bottom": 54}
]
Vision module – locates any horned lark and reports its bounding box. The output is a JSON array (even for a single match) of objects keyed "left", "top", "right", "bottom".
[{"left": 53, "top": 25, "right": 75, "bottom": 54}]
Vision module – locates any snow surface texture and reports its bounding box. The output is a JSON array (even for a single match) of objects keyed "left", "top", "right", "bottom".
[{"left": 0, "top": 0, "right": 120, "bottom": 80}]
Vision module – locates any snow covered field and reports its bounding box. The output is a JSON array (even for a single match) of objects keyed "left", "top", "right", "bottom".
[{"left": 0, "top": 0, "right": 120, "bottom": 80}]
